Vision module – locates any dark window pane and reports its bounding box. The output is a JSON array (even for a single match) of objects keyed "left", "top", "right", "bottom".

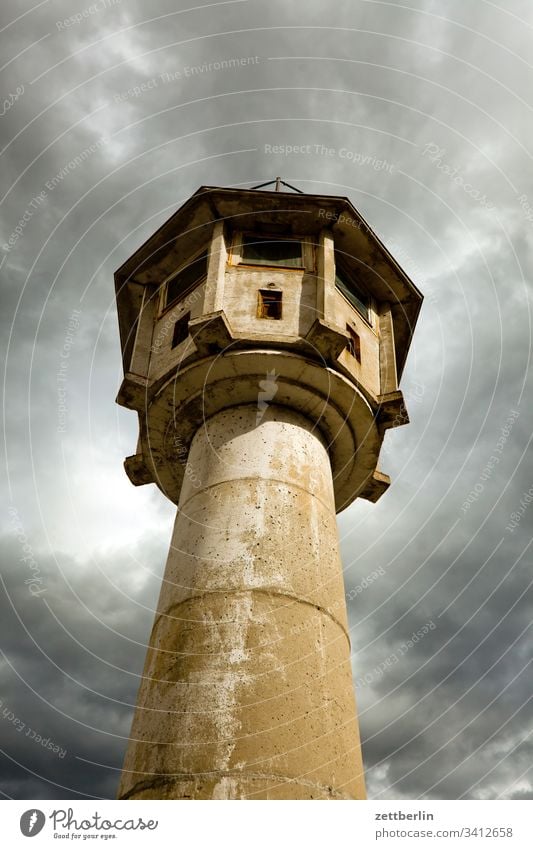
[
  {"left": 346, "top": 324, "right": 361, "bottom": 362},
  {"left": 171, "top": 312, "right": 191, "bottom": 348},
  {"left": 166, "top": 251, "right": 208, "bottom": 307},
  {"left": 335, "top": 264, "right": 369, "bottom": 321},
  {"left": 242, "top": 235, "right": 303, "bottom": 268},
  {"left": 258, "top": 289, "right": 282, "bottom": 319}
]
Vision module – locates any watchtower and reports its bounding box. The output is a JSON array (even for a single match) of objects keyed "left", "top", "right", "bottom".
[{"left": 114, "top": 182, "right": 422, "bottom": 799}]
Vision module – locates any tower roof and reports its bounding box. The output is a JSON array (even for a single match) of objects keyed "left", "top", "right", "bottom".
[{"left": 115, "top": 185, "right": 423, "bottom": 378}]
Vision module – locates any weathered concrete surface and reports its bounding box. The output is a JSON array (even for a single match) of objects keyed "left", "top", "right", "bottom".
[{"left": 118, "top": 404, "right": 366, "bottom": 800}]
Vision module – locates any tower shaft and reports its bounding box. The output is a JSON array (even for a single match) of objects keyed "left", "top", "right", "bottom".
[{"left": 118, "top": 404, "right": 365, "bottom": 800}]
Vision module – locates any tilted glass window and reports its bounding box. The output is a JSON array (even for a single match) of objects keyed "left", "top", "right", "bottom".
[
  {"left": 241, "top": 235, "right": 303, "bottom": 268},
  {"left": 165, "top": 250, "right": 208, "bottom": 308},
  {"left": 334, "top": 261, "right": 370, "bottom": 322}
]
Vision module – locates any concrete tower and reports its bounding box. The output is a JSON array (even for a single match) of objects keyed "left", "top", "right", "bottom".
[{"left": 114, "top": 182, "right": 422, "bottom": 800}]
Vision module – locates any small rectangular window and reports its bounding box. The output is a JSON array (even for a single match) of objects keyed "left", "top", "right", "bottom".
[
  {"left": 346, "top": 324, "right": 361, "bottom": 362},
  {"left": 166, "top": 251, "right": 208, "bottom": 309},
  {"left": 242, "top": 235, "right": 303, "bottom": 268},
  {"left": 258, "top": 289, "right": 282, "bottom": 320},
  {"left": 171, "top": 312, "right": 190, "bottom": 348}
]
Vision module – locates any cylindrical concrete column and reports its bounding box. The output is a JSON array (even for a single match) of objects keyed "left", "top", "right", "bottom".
[{"left": 118, "top": 404, "right": 366, "bottom": 800}]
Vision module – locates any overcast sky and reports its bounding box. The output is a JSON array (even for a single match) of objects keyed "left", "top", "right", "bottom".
[{"left": 1, "top": 0, "right": 532, "bottom": 801}]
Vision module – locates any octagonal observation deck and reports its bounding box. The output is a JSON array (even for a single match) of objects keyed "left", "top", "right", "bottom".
[{"left": 114, "top": 185, "right": 423, "bottom": 511}]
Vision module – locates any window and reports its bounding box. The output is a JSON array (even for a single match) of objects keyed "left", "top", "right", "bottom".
[
  {"left": 258, "top": 289, "right": 282, "bottom": 320},
  {"left": 171, "top": 312, "right": 190, "bottom": 348},
  {"left": 335, "top": 259, "right": 370, "bottom": 322},
  {"left": 165, "top": 250, "right": 208, "bottom": 309},
  {"left": 241, "top": 235, "right": 303, "bottom": 268},
  {"left": 346, "top": 324, "right": 361, "bottom": 362}
]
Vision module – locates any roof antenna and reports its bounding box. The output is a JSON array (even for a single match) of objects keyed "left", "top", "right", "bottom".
[{"left": 249, "top": 177, "right": 304, "bottom": 194}]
